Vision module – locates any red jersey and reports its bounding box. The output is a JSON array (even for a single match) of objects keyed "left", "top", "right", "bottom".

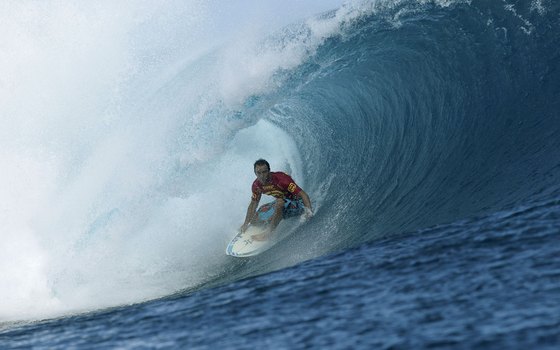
[{"left": 251, "top": 172, "right": 302, "bottom": 202}]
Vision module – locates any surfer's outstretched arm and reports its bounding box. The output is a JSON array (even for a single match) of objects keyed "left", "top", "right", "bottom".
[
  {"left": 298, "top": 190, "right": 313, "bottom": 218},
  {"left": 240, "top": 199, "right": 259, "bottom": 232}
]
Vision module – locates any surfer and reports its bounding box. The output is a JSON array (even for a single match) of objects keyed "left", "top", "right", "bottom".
[{"left": 240, "top": 159, "right": 313, "bottom": 240}]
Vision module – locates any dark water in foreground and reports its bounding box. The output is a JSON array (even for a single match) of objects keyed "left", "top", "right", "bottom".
[{"left": 2, "top": 195, "right": 560, "bottom": 348}]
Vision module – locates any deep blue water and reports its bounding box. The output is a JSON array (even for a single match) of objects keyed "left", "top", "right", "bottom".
[
  {"left": 2, "top": 197, "right": 559, "bottom": 348},
  {"left": 2, "top": 0, "right": 560, "bottom": 348}
]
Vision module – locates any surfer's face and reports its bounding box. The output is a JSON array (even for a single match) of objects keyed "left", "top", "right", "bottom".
[{"left": 255, "top": 165, "right": 270, "bottom": 184}]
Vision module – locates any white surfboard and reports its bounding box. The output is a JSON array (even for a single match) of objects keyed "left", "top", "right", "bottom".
[
  {"left": 225, "top": 225, "right": 274, "bottom": 257},
  {"left": 226, "top": 199, "right": 304, "bottom": 257}
]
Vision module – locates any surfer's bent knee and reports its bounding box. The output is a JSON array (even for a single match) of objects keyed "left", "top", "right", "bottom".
[{"left": 275, "top": 198, "right": 285, "bottom": 208}]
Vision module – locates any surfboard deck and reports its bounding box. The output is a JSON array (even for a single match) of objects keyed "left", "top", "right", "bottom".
[
  {"left": 225, "top": 225, "right": 273, "bottom": 257},
  {"left": 226, "top": 201, "right": 279, "bottom": 257}
]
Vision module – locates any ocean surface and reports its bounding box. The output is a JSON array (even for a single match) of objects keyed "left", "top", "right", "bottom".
[{"left": 1, "top": 0, "right": 559, "bottom": 348}]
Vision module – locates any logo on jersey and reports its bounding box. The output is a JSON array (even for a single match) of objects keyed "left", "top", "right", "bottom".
[{"left": 288, "top": 183, "right": 297, "bottom": 193}]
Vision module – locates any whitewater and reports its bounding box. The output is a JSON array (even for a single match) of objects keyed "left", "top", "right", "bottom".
[{"left": 1, "top": 0, "right": 559, "bottom": 348}]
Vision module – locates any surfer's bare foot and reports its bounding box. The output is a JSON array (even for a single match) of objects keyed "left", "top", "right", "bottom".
[{"left": 251, "top": 233, "right": 268, "bottom": 241}]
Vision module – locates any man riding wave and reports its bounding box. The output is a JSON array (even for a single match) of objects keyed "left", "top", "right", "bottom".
[{"left": 240, "top": 159, "right": 313, "bottom": 240}]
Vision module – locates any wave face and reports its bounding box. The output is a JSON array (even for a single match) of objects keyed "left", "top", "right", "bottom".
[
  {"left": 270, "top": 0, "right": 560, "bottom": 246},
  {"left": 1, "top": 0, "right": 559, "bottom": 321}
]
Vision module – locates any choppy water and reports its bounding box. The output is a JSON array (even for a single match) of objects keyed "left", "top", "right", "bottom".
[{"left": 1, "top": 0, "right": 559, "bottom": 348}]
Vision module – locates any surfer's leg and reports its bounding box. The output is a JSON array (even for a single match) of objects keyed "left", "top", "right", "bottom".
[
  {"left": 252, "top": 199, "right": 284, "bottom": 241},
  {"left": 282, "top": 198, "right": 305, "bottom": 218},
  {"left": 270, "top": 198, "right": 285, "bottom": 231}
]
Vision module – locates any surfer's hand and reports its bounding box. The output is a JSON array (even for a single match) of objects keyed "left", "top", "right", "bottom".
[{"left": 300, "top": 208, "right": 313, "bottom": 223}]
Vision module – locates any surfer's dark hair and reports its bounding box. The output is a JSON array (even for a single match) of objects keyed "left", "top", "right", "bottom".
[{"left": 254, "top": 159, "right": 270, "bottom": 171}]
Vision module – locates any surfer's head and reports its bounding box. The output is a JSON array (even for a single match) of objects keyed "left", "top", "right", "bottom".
[
  {"left": 254, "top": 159, "right": 270, "bottom": 184},
  {"left": 254, "top": 159, "right": 270, "bottom": 171}
]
